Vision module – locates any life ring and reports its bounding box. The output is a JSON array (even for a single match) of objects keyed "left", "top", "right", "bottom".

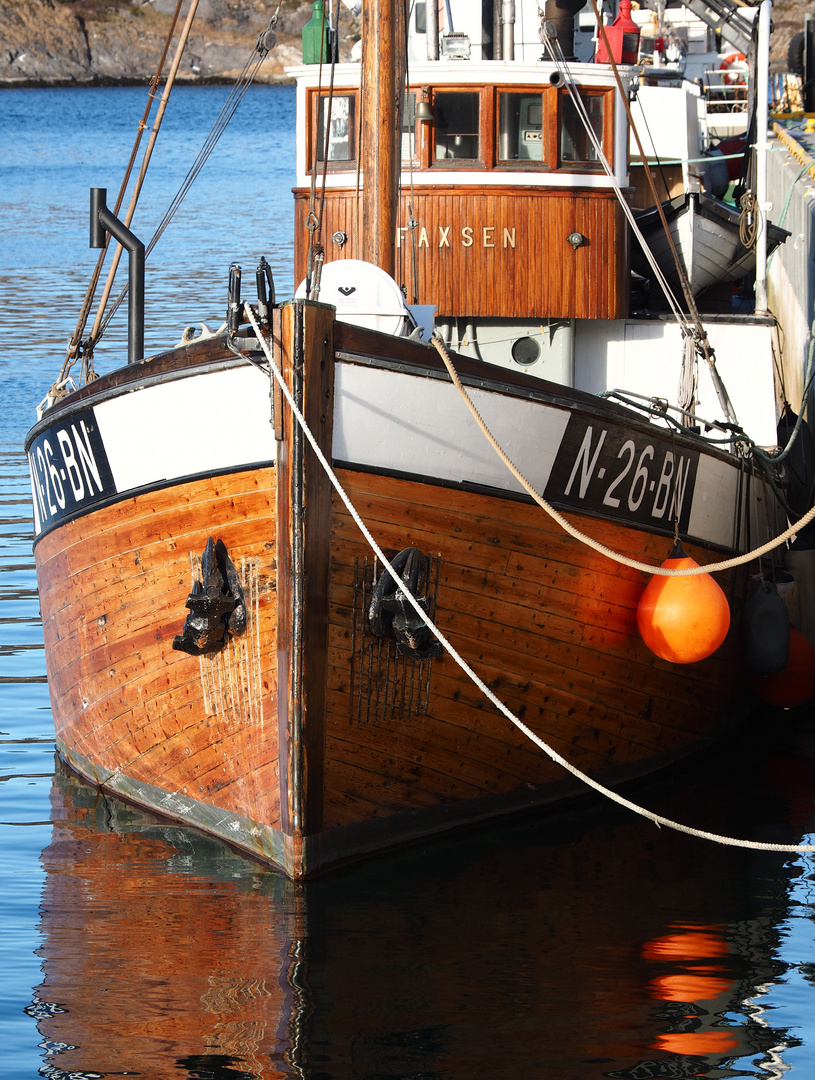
[{"left": 719, "top": 52, "right": 747, "bottom": 85}]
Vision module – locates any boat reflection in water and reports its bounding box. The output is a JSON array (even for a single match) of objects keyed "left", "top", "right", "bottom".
[{"left": 30, "top": 733, "right": 815, "bottom": 1080}]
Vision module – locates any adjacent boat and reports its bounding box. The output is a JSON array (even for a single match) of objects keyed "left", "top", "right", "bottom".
[
  {"left": 25, "top": 0, "right": 804, "bottom": 878},
  {"left": 632, "top": 189, "right": 790, "bottom": 297}
]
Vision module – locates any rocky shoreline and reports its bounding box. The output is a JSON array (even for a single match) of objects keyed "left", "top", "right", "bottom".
[
  {"left": 0, "top": 0, "right": 354, "bottom": 86},
  {"left": 0, "top": 0, "right": 809, "bottom": 88}
]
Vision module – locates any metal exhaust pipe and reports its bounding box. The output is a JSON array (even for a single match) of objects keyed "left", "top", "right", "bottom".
[{"left": 90, "top": 187, "right": 145, "bottom": 365}]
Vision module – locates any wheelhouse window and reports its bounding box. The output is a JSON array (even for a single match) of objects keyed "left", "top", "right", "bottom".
[
  {"left": 559, "top": 90, "right": 605, "bottom": 167},
  {"left": 498, "top": 92, "right": 546, "bottom": 163},
  {"left": 434, "top": 91, "right": 480, "bottom": 162},
  {"left": 316, "top": 93, "right": 356, "bottom": 164}
]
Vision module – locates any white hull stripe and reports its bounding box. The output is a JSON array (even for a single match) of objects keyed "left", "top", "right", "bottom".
[
  {"left": 28, "top": 360, "right": 767, "bottom": 551},
  {"left": 28, "top": 365, "right": 273, "bottom": 535}
]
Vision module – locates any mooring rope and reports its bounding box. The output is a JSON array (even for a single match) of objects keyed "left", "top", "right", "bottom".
[
  {"left": 430, "top": 334, "right": 815, "bottom": 577},
  {"left": 244, "top": 303, "right": 814, "bottom": 855}
]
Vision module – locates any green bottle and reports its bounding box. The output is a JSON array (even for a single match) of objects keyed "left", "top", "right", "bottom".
[{"left": 302, "top": 1, "right": 331, "bottom": 64}]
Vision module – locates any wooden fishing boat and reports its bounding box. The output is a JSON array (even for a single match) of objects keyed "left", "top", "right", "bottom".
[{"left": 25, "top": 0, "right": 792, "bottom": 879}]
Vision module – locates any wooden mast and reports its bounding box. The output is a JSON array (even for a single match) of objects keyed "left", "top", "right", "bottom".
[{"left": 360, "top": 0, "right": 405, "bottom": 274}]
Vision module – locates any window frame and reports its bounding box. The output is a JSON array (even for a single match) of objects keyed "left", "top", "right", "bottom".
[
  {"left": 429, "top": 87, "right": 489, "bottom": 170},
  {"left": 493, "top": 85, "right": 558, "bottom": 171},
  {"left": 304, "top": 83, "right": 617, "bottom": 176},
  {"left": 556, "top": 87, "right": 615, "bottom": 173},
  {"left": 307, "top": 88, "right": 360, "bottom": 173}
]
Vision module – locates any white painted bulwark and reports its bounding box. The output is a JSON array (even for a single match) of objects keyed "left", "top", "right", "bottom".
[
  {"left": 687, "top": 454, "right": 741, "bottom": 549},
  {"left": 332, "top": 363, "right": 570, "bottom": 496},
  {"left": 332, "top": 360, "right": 768, "bottom": 552},
  {"left": 28, "top": 364, "right": 273, "bottom": 535},
  {"left": 93, "top": 366, "right": 273, "bottom": 492}
]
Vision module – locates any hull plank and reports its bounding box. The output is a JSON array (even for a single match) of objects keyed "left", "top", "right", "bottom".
[
  {"left": 35, "top": 468, "right": 282, "bottom": 833},
  {"left": 321, "top": 467, "right": 741, "bottom": 833}
]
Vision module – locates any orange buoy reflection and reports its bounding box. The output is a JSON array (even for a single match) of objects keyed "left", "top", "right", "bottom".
[
  {"left": 655, "top": 1030, "right": 740, "bottom": 1054},
  {"left": 642, "top": 924, "right": 737, "bottom": 1057},
  {"left": 649, "top": 972, "right": 734, "bottom": 1002},
  {"left": 642, "top": 929, "right": 729, "bottom": 962}
]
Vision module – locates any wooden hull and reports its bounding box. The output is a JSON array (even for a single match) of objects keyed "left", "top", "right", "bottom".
[{"left": 27, "top": 301, "right": 778, "bottom": 878}]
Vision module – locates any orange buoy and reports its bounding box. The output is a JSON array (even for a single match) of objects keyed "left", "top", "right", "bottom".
[
  {"left": 637, "top": 541, "right": 730, "bottom": 664},
  {"left": 751, "top": 627, "right": 815, "bottom": 708}
]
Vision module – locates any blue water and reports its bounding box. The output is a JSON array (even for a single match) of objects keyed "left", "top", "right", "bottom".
[{"left": 1, "top": 84, "right": 814, "bottom": 1079}]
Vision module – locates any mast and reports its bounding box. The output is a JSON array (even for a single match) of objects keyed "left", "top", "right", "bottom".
[{"left": 360, "top": 0, "right": 406, "bottom": 274}]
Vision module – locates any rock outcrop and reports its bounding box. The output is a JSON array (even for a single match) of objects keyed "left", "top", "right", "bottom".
[{"left": 0, "top": 0, "right": 357, "bottom": 85}]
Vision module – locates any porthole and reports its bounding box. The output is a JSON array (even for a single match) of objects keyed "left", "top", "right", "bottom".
[{"left": 511, "top": 336, "right": 541, "bottom": 366}]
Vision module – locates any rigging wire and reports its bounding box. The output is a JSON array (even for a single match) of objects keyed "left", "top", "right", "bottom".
[
  {"left": 59, "top": 0, "right": 186, "bottom": 388},
  {"left": 94, "top": 13, "right": 280, "bottom": 346},
  {"left": 579, "top": 0, "right": 741, "bottom": 430}
]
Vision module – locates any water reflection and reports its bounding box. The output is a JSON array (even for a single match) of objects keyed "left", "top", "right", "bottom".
[
  {"left": 30, "top": 725, "right": 815, "bottom": 1080},
  {"left": 32, "top": 760, "right": 300, "bottom": 1078}
]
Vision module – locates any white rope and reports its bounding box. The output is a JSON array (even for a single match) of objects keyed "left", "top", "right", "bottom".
[
  {"left": 245, "top": 303, "right": 815, "bottom": 855},
  {"left": 430, "top": 334, "right": 815, "bottom": 576}
]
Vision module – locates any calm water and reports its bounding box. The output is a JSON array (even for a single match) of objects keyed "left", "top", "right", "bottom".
[{"left": 1, "top": 85, "right": 814, "bottom": 1079}]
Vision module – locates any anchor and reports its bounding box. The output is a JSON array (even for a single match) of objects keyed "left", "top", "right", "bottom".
[
  {"left": 172, "top": 537, "right": 247, "bottom": 656},
  {"left": 368, "top": 547, "right": 444, "bottom": 661}
]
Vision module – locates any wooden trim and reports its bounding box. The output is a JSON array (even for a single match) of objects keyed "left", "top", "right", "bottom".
[
  {"left": 481, "top": 83, "right": 496, "bottom": 171},
  {"left": 557, "top": 86, "right": 615, "bottom": 173},
  {"left": 492, "top": 84, "right": 558, "bottom": 171},
  {"left": 25, "top": 339, "right": 244, "bottom": 425},
  {"left": 429, "top": 86, "right": 488, "bottom": 169},
  {"left": 294, "top": 185, "right": 630, "bottom": 319},
  {"left": 276, "top": 301, "right": 335, "bottom": 840},
  {"left": 306, "top": 86, "right": 361, "bottom": 175}
]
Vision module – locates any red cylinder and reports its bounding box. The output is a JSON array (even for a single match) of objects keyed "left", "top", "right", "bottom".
[
  {"left": 751, "top": 627, "right": 815, "bottom": 709},
  {"left": 595, "top": 0, "right": 641, "bottom": 65}
]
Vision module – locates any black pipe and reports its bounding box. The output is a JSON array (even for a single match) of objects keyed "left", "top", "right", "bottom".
[
  {"left": 482, "top": 0, "right": 494, "bottom": 59},
  {"left": 544, "top": 0, "right": 586, "bottom": 62},
  {"left": 90, "top": 187, "right": 145, "bottom": 365},
  {"left": 255, "top": 257, "right": 276, "bottom": 329}
]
